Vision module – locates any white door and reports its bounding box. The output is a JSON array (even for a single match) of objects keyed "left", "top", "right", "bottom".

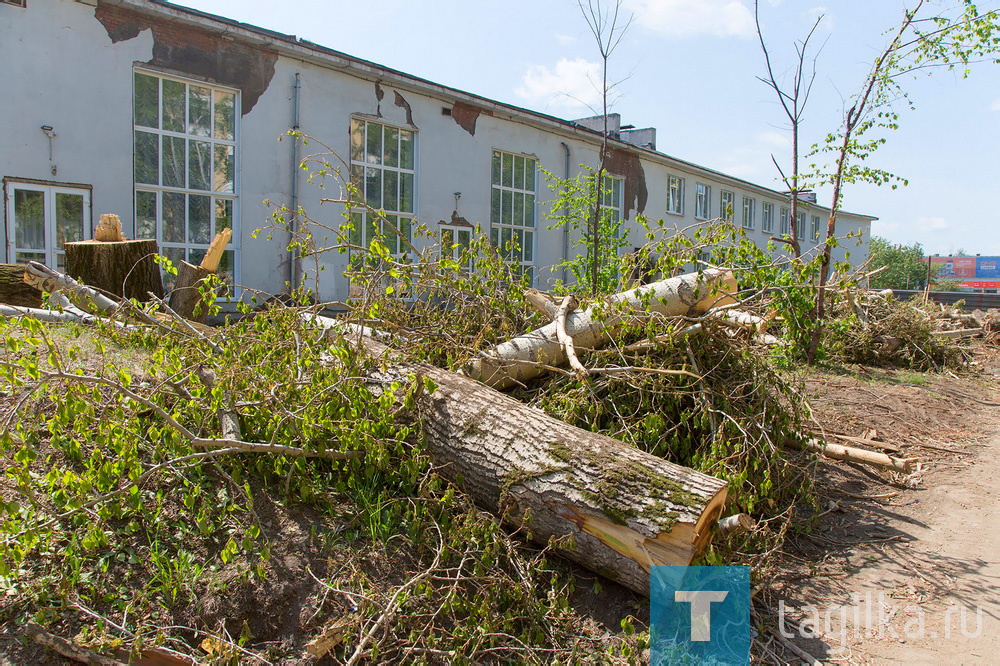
[{"left": 5, "top": 182, "right": 91, "bottom": 269}]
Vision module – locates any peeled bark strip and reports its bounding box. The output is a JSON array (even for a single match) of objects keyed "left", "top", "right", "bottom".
[
  {"left": 307, "top": 315, "right": 728, "bottom": 595},
  {"left": 65, "top": 239, "right": 163, "bottom": 301},
  {"left": 0, "top": 264, "right": 42, "bottom": 308},
  {"left": 467, "top": 269, "right": 738, "bottom": 390}
]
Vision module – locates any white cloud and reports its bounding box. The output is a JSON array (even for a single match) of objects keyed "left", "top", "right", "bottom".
[
  {"left": 555, "top": 33, "right": 577, "bottom": 46},
  {"left": 991, "top": 98, "right": 1000, "bottom": 111},
  {"left": 623, "top": 0, "right": 756, "bottom": 38},
  {"left": 514, "top": 58, "right": 602, "bottom": 113},
  {"left": 915, "top": 217, "right": 951, "bottom": 232}
]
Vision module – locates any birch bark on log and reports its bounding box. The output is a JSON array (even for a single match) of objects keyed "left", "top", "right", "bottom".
[
  {"left": 308, "top": 315, "right": 728, "bottom": 595},
  {"left": 0, "top": 264, "right": 42, "bottom": 308},
  {"left": 466, "top": 269, "right": 738, "bottom": 389}
]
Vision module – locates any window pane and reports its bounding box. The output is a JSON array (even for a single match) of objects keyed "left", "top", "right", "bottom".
[
  {"left": 213, "top": 90, "right": 236, "bottom": 140},
  {"left": 501, "top": 190, "right": 512, "bottom": 225},
  {"left": 513, "top": 191, "right": 524, "bottom": 227},
  {"left": 14, "top": 189, "right": 45, "bottom": 250},
  {"left": 162, "top": 247, "right": 184, "bottom": 290},
  {"left": 213, "top": 144, "right": 234, "bottom": 193},
  {"left": 162, "top": 136, "right": 186, "bottom": 188},
  {"left": 365, "top": 122, "right": 382, "bottom": 165},
  {"left": 490, "top": 227, "right": 498, "bottom": 246},
  {"left": 523, "top": 231, "right": 533, "bottom": 261},
  {"left": 399, "top": 172, "right": 413, "bottom": 213},
  {"left": 350, "top": 120, "right": 364, "bottom": 163},
  {"left": 399, "top": 217, "right": 411, "bottom": 247},
  {"left": 491, "top": 188, "right": 500, "bottom": 225},
  {"left": 383, "top": 126, "right": 399, "bottom": 168},
  {"left": 162, "top": 192, "right": 186, "bottom": 243},
  {"left": 491, "top": 151, "right": 501, "bottom": 185},
  {"left": 55, "top": 193, "right": 84, "bottom": 248},
  {"left": 364, "top": 214, "right": 378, "bottom": 246},
  {"left": 189, "top": 195, "right": 211, "bottom": 244},
  {"left": 383, "top": 170, "right": 398, "bottom": 212},
  {"left": 383, "top": 215, "right": 398, "bottom": 254},
  {"left": 136, "top": 190, "right": 157, "bottom": 239},
  {"left": 349, "top": 212, "right": 363, "bottom": 247},
  {"left": 399, "top": 130, "right": 414, "bottom": 170},
  {"left": 524, "top": 159, "right": 535, "bottom": 192},
  {"left": 162, "top": 79, "right": 186, "bottom": 133},
  {"left": 134, "top": 131, "right": 159, "bottom": 185},
  {"left": 15, "top": 252, "right": 46, "bottom": 265},
  {"left": 189, "top": 86, "right": 211, "bottom": 137},
  {"left": 501, "top": 227, "right": 512, "bottom": 259},
  {"left": 219, "top": 249, "right": 235, "bottom": 292},
  {"left": 134, "top": 73, "right": 159, "bottom": 129},
  {"left": 215, "top": 198, "right": 233, "bottom": 233},
  {"left": 525, "top": 193, "right": 535, "bottom": 228},
  {"left": 188, "top": 139, "right": 211, "bottom": 191},
  {"left": 501, "top": 153, "right": 512, "bottom": 188},
  {"left": 188, "top": 247, "right": 207, "bottom": 267},
  {"left": 365, "top": 167, "right": 381, "bottom": 208},
  {"left": 513, "top": 155, "right": 524, "bottom": 190}
]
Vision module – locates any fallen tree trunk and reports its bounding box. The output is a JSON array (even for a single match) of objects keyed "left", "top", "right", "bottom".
[
  {"left": 467, "top": 269, "right": 737, "bottom": 389},
  {"left": 65, "top": 238, "right": 163, "bottom": 301},
  {"left": 0, "top": 264, "right": 42, "bottom": 308},
  {"left": 309, "top": 315, "right": 728, "bottom": 596}
]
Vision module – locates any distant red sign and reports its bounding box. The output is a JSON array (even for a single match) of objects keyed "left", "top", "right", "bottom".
[{"left": 931, "top": 256, "right": 976, "bottom": 279}]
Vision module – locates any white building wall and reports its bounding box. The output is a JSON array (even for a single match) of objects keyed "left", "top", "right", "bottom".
[{"left": 1, "top": 0, "right": 872, "bottom": 304}]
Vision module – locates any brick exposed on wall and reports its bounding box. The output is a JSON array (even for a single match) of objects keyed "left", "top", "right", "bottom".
[{"left": 94, "top": 1, "right": 277, "bottom": 115}]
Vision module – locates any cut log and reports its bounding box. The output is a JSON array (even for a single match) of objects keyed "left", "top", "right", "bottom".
[
  {"left": 309, "top": 315, "right": 728, "bottom": 596},
  {"left": 65, "top": 239, "right": 163, "bottom": 301},
  {"left": 168, "top": 261, "right": 214, "bottom": 323},
  {"left": 0, "top": 263, "right": 42, "bottom": 308},
  {"left": 199, "top": 228, "right": 232, "bottom": 273},
  {"left": 798, "top": 438, "right": 916, "bottom": 474},
  {"left": 23, "top": 261, "right": 120, "bottom": 314},
  {"left": 716, "top": 513, "right": 755, "bottom": 537},
  {"left": 932, "top": 328, "right": 982, "bottom": 339},
  {"left": 467, "top": 269, "right": 738, "bottom": 390},
  {"left": 94, "top": 213, "right": 125, "bottom": 242},
  {"left": 524, "top": 288, "right": 559, "bottom": 319}
]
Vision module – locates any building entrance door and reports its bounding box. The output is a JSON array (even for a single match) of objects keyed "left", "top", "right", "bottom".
[{"left": 5, "top": 182, "right": 91, "bottom": 269}]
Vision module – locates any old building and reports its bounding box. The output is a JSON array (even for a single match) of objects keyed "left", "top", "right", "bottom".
[{"left": 1, "top": 0, "right": 876, "bottom": 303}]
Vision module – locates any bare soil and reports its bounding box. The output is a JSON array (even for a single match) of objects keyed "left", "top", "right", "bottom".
[{"left": 766, "top": 348, "right": 1000, "bottom": 663}]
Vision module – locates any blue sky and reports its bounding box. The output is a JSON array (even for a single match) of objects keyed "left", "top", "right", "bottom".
[{"left": 174, "top": 0, "right": 1000, "bottom": 256}]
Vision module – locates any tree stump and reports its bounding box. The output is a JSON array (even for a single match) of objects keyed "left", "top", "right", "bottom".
[
  {"left": 0, "top": 264, "right": 42, "bottom": 308},
  {"left": 64, "top": 239, "right": 163, "bottom": 301},
  {"left": 168, "top": 261, "right": 213, "bottom": 324}
]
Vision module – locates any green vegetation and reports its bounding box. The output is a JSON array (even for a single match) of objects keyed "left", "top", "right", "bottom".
[{"left": 868, "top": 236, "right": 936, "bottom": 290}]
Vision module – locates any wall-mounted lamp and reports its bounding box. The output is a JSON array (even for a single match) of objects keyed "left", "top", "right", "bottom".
[{"left": 40, "top": 125, "right": 57, "bottom": 175}]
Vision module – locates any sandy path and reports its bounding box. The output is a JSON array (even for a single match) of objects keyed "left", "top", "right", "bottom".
[{"left": 781, "top": 428, "right": 1000, "bottom": 664}]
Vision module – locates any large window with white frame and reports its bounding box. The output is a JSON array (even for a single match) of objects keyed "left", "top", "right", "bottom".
[
  {"left": 133, "top": 69, "right": 238, "bottom": 290},
  {"left": 667, "top": 175, "right": 684, "bottom": 215},
  {"left": 742, "top": 196, "right": 755, "bottom": 230},
  {"left": 779, "top": 207, "right": 790, "bottom": 235},
  {"left": 695, "top": 183, "right": 711, "bottom": 220},
  {"left": 600, "top": 173, "right": 624, "bottom": 227},
  {"left": 720, "top": 190, "right": 735, "bottom": 222},
  {"left": 761, "top": 202, "right": 774, "bottom": 233},
  {"left": 796, "top": 211, "right": 806, "bottom": 240},
  {"left": 811, "top": 214, "right": 821, "bottom": 241},
  {"left": 490, "top": 150, "right": 536, "bottom": 282},
  {"left": 5, "top": 181, "right": 90, "bottom": 269},
  {"left": 349, "top": 118, "right": 416, "bottom": 260}
]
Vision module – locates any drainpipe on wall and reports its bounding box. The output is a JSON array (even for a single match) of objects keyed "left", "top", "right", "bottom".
[
  {"left": 288, "top": 72, "right": 302, "bottom": 291},
  {"left": 560, "top": 141, "right": 571, "bottom": 285}
]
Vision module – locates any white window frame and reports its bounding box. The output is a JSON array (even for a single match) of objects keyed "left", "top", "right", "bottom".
[
  {"left": 779, "top": 207, "right": 790, "bottom": 235},
  {"left": 720, "top": 190, "right": 735, "bottom": 222},
  {"left": 600, "top": 173, "right": 625, "bottom": 227},
  {"left": 349, "top": 116, "right": 417, "bottom": 261},
  {"left": 695, "top": 183, "right": 711, "bottom": 220},
  {"left": 132, "top": 68, "right": 239, "bottom": 292},
  {"left": 761, "top": 202, "right": 774, "bottom": 233},
  {"left": 797, "top": 211, "right": 807, "bottom": 239},
  {"left": 667, "top": 175, "right": 685, "bottom": 215},
  {"left": 742, "top": 196, "right": 755, "bottom": 230},
  {"left": 4, "top": 180, "right": 92, "bottom": 268},
  {"left": 490, "top": 149, "right": 537, "bottom": 283},
  {"left": 811, "top": 214, "right": 821, "bottom": 241}
]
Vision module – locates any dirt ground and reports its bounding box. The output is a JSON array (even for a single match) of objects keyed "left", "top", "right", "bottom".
[{"left": 767, "top": 346, "right": 1000, "bottom": 663}]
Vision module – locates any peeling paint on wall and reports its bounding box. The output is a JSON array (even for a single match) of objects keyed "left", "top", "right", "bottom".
[
  {"left": 451, "top": 101, "right": 491, "bottom": 136},
  {"left": 374, "top": 80, "right": 385, "bottom": 116},
  {"left": 94, "top": 2, "right": 277, "bottom": 115},
  {"left": 605, "top": 147, "right": 648, "bottom": 220},
  {"left": 393, "top": 91, "right": 415, "bottom": 127}
]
